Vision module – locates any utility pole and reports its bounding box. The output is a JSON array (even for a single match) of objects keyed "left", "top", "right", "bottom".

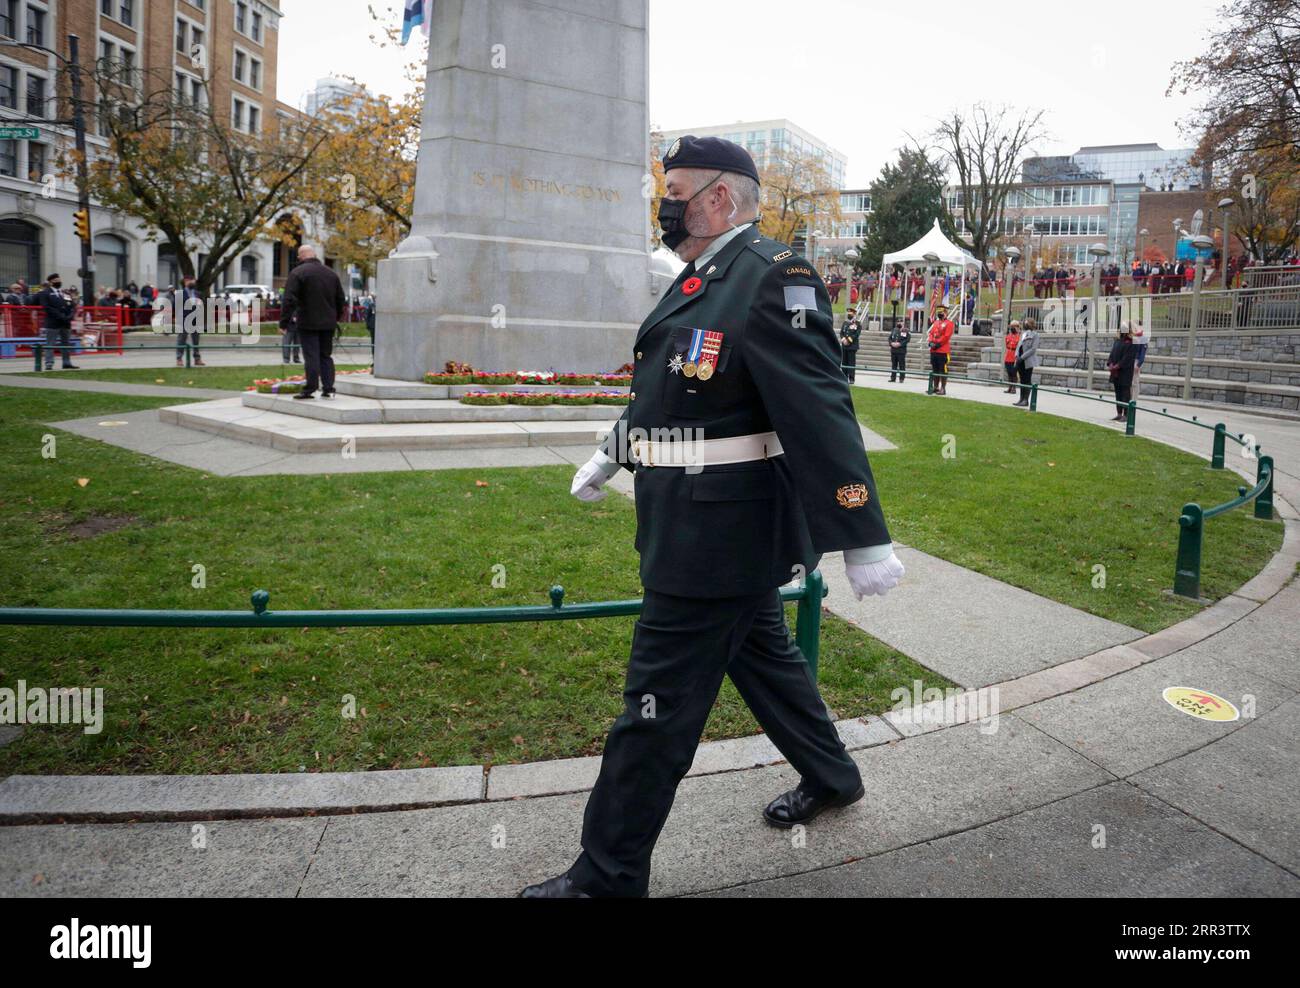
[{"left": 68, "top": 34, "right": 95, "bottom": 304}]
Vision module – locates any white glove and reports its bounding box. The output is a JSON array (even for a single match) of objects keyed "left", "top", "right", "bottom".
[
  {"left": 570, "top": 450, "right": 619, "bottom": 502},
  {"left": 845, "top": 552, "right": 905, "bottom": 599}
]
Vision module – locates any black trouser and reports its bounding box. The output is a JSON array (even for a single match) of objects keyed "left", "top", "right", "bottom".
[
  {"left": 1016, "top": 361, "right": 1033, "bottom": 402},
  {"left": 929, "top": 350, "right": 949, "bottom": 385},
  {"left": 43, "top": 324, "right": 73, "bottom": 368},
  {"left": 842, "top": 347, "right": 857, "bottom": 382},
  {"left": 567, "top": 587, "right": 862, "bottom": 898},
  {"left": 281, "top": 328, "right": 300, "bottom": 362},
  {"left": 1113, "top": 380, "right": 1132, "bottom": 414},
  {"left": 298, "top": 330, "right": 335, "bottom": 394},
  {"left": 890, "top": 348, "right": 907, "bottom": 381}
]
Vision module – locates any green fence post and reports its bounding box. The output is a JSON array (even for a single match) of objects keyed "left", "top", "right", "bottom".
[
  {"left": 1125, "top": 400, "right": 1137, "bottom": 436},
  {"left": 1211, "top": 424, "right": 1226, "bottom": 469},
  {"left": 1255, "top": 456, "right": 1275, "bottom": 520},
  {"left": 1174, "top": 503, "right": 1204, "bottom": 599},
  {"left": 184, "top": 342, "right": 193, "bottom": 368},
  {"left": 33, "top": 343, "right": 42, "bottom": 372},
  {"left": 794, "top": 568, "right": 825, "bottom": 679},
  {"left": 926, "top": 370, "right": 934, "bottom": 395},
  {"left": 1029, "top": 382, "right": 1039, "bottom": 412}
]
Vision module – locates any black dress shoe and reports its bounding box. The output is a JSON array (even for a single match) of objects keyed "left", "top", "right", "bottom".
[
  {"left": 322, "top": 390, "right": 336, "bottom": 399},
  {"left": 292, "top": 391, "right": 316, "bottom": 400},
  {"left": 519, "top": 873, "right": 591, "bottom": 898},
  {"left": 763, "top": 782, "right": 865, "bottom": 829}
]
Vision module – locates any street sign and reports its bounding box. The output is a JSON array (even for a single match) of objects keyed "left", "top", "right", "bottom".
[{"left": 0, "top": 126, "right": 40, "bottom": 139}]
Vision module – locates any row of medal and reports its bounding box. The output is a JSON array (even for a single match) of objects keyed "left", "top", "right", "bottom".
[{"left": 672, "top": 328, "right": 723, "bottom": 380}]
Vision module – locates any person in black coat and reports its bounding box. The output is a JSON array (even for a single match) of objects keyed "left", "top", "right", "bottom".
[
  {"left": 839, "top": 307, "right": 861, "bottom": 382},
  {"left": 35, "top": 274, "right": 77, "bottom": 370},
  {"left": 1107, "top": 329, "right": 1137, "bottom": 420},
  {"left": 279, "top": 244, "right": 346, "bottom": 399},
  {"left": 887, "top": 318, "right": 911, "bottom": 382},
  {"left": 526, "top": 136, "right": 903, "bottom": 899}
]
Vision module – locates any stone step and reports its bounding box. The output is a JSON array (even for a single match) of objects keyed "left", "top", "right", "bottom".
[
  {"left": 335, "top": 375, "right": 449, "bottom": 399},
  {"left": 242, "top": 392, "right": 625, "bottom": 424},
  {"left": 962, "top": 363, "right": 1300, "bottom": 413},
  {"left": 160, "top": 398, "right": 616, "bottom": 453},
  {"left": 971, "top": 349, "right": 1300, "bottom": 387}
]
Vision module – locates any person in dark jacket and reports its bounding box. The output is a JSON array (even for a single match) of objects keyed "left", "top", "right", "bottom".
[
  {"left": 279, "top": 244, "right": 346, "bottom": 399},
  {"left": 839, "top": 307, "right": 861, "bottom": 382},
  {"left": 887, "top": 318, "right": 911, "bottom": 382},
  {"left": 35, "top": 274, "right": 78, "bottom": 370},
  {"left": 363, "top": 294, "right": 376, "bottom": 355},
  {"left": 1107, "top": 328, "right": 1137, "bottom": 421},
  {"left": 175, "top": 277, "right": 206, "bottom": 366}
]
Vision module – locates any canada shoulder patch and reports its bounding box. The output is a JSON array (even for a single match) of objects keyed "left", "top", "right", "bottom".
[
  {"left": 785, "top": 265, "right": 814, "bottom": 278},
  {"left": 835, "top": 483, "right": 870, "bottom": 509}
]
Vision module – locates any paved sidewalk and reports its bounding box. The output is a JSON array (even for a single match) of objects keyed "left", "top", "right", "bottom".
[{"left": 0, "top": 339, "right": 372, "bottom": 374}]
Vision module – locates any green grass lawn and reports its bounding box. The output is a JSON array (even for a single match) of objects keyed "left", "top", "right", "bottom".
[
  {"left": 852, "top": 387, "right": 1283, "bottom": 631},
  {"left": 0, "top": 385, "right": 940, "bottom": 776},
  {"left": 0, "top": 381, "right": 1282, "bottom": 776},
  {"left": 1, "top": 364, "right": 372, "bottom": 393}
]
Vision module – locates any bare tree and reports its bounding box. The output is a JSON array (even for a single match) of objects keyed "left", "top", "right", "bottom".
[
  {"left": 72, "top": 55, "right": 334, "bottom": 294},
  {"left": 925, "top": 104, "right": 1046, "bottom": 264},
  {"left": 1170, "top": 0, "right": 1299, "bottom": 167}
]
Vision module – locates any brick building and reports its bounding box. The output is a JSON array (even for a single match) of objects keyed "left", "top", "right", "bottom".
[{"left": 0, "top": 0, "right": 319, "bottom": 292}]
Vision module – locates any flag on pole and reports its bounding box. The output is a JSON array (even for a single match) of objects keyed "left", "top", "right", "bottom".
[{"left": 401, "top": 0, "right": 432, "bottom": 44}]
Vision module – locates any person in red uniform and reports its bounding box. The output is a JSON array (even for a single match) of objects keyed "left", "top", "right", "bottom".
[
  {"left": 927, "top": 304, "right": 955, "bottom": 395},
  {"left": 1002, "top": 320, "right": 1021, "bottom": 393}
]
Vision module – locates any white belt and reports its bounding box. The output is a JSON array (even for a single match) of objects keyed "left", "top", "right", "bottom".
[{"left": 630, "top": 431, "right": 783, "bottom": 468}]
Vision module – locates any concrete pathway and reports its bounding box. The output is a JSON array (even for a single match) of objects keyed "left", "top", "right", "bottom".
[
  {"left": 0, "top": 338, "right": 372, "bottom": 373},
  {"left": 1, "top": 369, "right": 1297, "bottom": 896}
]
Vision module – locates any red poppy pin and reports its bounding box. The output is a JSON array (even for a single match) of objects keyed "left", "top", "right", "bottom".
[{"left": 681, "top": 276, "right": 702, "bottom": 296}]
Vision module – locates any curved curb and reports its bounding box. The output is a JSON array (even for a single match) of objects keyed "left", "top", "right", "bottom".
[{"left": 2, "top": 401, "right": 1295, "bottom": 825}]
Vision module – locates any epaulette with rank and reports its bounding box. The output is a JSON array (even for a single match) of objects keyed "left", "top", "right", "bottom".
[{"left": 744, "top": 236, "right": 797, "bottom": 265}]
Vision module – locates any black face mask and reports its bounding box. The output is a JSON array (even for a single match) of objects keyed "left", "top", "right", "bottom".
[{"left": 657, "top": 171, "right": 724, "bottom": 251}]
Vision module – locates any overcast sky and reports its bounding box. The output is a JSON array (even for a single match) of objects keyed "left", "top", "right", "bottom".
[{"left": 275, "top": 0, "right": 1223, "bottom": 186}]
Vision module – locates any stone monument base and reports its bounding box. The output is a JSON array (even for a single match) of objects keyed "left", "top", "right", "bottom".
[{"left": 375, "top": 235, "right": 651, "bottom": 381}]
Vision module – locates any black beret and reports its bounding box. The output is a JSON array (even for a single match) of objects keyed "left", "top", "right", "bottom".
[{"left": 662, "top": 135, "right": 760, "bottom": 185}]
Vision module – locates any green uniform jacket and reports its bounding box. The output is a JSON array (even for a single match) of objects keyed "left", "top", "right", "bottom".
[
  {"left": 602, "top": 231, "right": 891, "bottom": 598},
  {"left": 840, "top": 318, "right": 862, "bottom": 355}
]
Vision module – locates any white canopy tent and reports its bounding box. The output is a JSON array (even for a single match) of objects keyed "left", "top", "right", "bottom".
[{"left": 870, "top": 220, "right": 981, "bottom": 331}]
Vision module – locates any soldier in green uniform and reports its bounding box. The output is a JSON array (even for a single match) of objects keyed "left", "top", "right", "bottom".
[
  {"left": 521, "top": 136, "right": 904, "bottom": 899},
  {"left": 839, "top": 307, "right": 862, "bottom": 382}
]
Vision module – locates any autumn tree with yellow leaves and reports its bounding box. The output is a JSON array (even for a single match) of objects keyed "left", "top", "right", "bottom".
[{"left": 73, "top": 56, "right": 332, "bottom": 295}]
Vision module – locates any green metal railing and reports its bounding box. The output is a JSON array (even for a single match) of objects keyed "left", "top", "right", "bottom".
[
  {"left": 0, "top": 571, "right": 831, "bottom": 676},
  {"left": 844, "top": 359, "right": 1281, "bottom": 601},
  {"left": 1175, "top": 456, "right": 1275, "bottom": 599}
]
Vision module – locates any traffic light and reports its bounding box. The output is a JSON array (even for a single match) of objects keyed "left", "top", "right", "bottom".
[{"left": 73, "top": 208, "right": 91, "bottom": 242}]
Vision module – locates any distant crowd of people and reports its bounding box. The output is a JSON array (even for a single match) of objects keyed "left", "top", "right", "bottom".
[{"left": 3, "top": 272, "right": 377, "bottom": 371}]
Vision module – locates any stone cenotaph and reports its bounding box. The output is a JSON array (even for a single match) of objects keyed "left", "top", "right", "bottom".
[{"left": 375, "top": 0, "right": 655, "bottom": 378}]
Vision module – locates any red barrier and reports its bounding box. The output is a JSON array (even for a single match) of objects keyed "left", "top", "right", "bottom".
[
  {"left": 0, "top": 304, "right": 126, "bottom": 358},
  {"left": 77, "top": 306, "right": 127, "bottom": 355}
]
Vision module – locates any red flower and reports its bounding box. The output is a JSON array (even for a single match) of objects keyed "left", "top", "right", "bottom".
[{"left": 682, "top": 277, "right": 702, "bottom": 296}]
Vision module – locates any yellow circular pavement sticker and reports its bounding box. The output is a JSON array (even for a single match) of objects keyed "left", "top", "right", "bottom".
[{"left": 1162, "top": 687, "right": 1239, "bottom": 722}]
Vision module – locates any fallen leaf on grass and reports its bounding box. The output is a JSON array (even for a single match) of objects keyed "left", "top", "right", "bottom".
[{"left": 76, "top": 478, "right": 89, "bottom": 487}]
